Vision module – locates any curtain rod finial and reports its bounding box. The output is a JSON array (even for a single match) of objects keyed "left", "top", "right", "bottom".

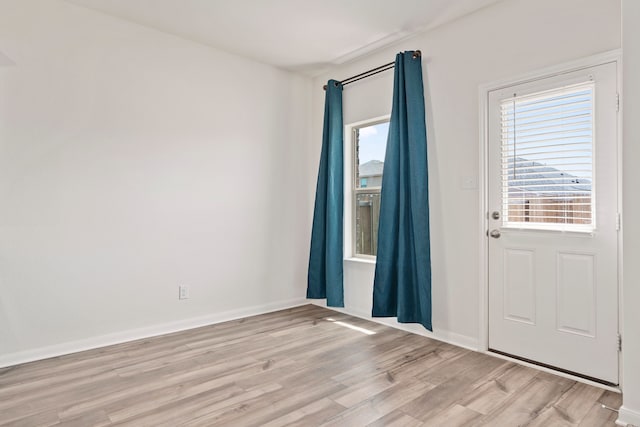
[
  {"left": 323, "top": 84, "right": 327, "bottom": 91},
  {"left": 412, "top": 50, "right": 422, "bottom": 59}
]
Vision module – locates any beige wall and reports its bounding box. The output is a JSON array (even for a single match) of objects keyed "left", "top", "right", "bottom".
[
  {"left": 0, "top": 0, "right": 312, "bottom": 365},
  {"left": 619, "top": 1, "right": 640, "bottom": 424}
]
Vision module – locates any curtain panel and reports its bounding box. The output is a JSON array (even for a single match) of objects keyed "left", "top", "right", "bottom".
[
  {"left": 307, "top": 80, "right": 344, "bottom": 307},
  {"left": 372, "top": 52, "right": 432, "bottom": 330}
]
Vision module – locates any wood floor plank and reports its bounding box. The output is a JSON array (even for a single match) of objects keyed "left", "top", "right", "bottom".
[
  {"left": 259, "top": 397, "right": 346, "bottom": 427},
  {"left": 470, "top": 373, "right": 575, "bottom": 426},
  {"left": 57, "top": 355, "right": 262, "bottom": 420},
  {"left": 578, "top": 401, "right": 620, "bottom": 427},
  {"left": 0, "top": 304, "right": 620, "bottom": 427},
  {"left": 201, "top": 378, "right": 346, "bottom": 427},
  {"left": 460, "top": 364, "right": 539, "bottom": 415},
  {"left": 365, "top": 409, "right": 424, "bottom": 427},
  {"left": 400, "top": 353, "right": 508, "bottom": 421},
  {"left": 1, "top": 408, "right": 60, "bottom": 427},
  {"left": 600, "top": 390, "right": 623, "bottom": 408},
  {"left": 421, "top": 404, "right": 482, "bottom": 427},
  {"left": 53, "top": 410, "right": 111, "bottom": 427},
  {"left": 320, "top": 379, "right": 435, "bottom": 426},
  {"left": 527, "top": 382, "right": 606, "bottom": 426},
  {"left": 113, "top": 383, "right": 283, "bottom": 427},
  {"left": 331, "top": 372, "right": 398, "bottom": 407}
]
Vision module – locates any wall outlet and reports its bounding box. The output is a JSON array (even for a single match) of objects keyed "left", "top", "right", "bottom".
[{"left": 178, "top": 285, "right": 189, "bottom": 300}]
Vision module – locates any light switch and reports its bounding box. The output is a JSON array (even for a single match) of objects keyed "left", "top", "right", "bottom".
[{"left": 461, "top": 176, "right": 478, "bottom": 190}]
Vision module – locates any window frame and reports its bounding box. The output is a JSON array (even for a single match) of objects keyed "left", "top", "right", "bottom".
[{"left": 345, "top": 115, "right": 390, "bottom": 261}]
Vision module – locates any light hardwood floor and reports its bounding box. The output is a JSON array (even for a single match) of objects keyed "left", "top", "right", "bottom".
[{"left": 0, "top": 305, "right": 621, "bottom": 426}]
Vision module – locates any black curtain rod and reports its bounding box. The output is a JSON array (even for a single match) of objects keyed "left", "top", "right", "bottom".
[{"left": 323, "top": 50, "right": 421, "bottom": 90}]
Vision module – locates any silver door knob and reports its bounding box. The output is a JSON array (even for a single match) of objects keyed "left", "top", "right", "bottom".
[{"left": 489, "top": 229, "right": 501, "bottom": 238}]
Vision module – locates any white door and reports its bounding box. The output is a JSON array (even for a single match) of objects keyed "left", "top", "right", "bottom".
[{"left": 487, "top": 62, "right": 619, "bottom": 384}]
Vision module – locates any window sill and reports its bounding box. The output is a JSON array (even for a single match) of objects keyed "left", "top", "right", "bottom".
[{"left": 345, "top": 257, "right": 377, "bottom": 265}]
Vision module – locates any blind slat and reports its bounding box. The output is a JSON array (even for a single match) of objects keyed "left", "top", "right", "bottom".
[
  {"left": 502, "top": 113, "right": 591, "bottom": 131},
  {"left": 501, "top": 104, "right": 591, "bottom": 123},
  {"left": 508, "top": 188, "right": 587, "bottom": 197},
  {"left": 502, "top": 154, "right": 592, "bottom": 163},
  {"left": 503, "top": 134, "right": 592, "bottom": 146},
  {"left": 505, "top": 182, "right": 590, "bottom": 187},
  {"left": 504, "top": 89, "right": 592, "bottom": 109},
  {"left": 503, "top": 125, "right": 592, "bottom": 139},
  {"left": 503, "top": 162, "right": 591, "bottom": 168},
  {"left": 507, "top": 196, "right": 591, "bottom": 201}
]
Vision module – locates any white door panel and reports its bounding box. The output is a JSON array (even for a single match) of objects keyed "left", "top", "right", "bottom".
[
  {"left": 502, "top": 248, "right": 536, "bottom": 325},
  {"left": 487, "top": 62, "right": 618, "bottom": 384}
]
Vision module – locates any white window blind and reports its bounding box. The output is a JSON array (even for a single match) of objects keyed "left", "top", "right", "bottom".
[{"left": 501, "top": 83, "right": 595, "bottom": 231}]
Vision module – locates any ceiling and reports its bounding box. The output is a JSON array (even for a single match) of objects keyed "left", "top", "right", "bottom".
[{"left": 66, "top": 0, "right": 504, "bottom": 75}]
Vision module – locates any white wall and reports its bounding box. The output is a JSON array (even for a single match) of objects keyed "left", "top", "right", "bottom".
[
  {"left": 619, "top": 1, "right": 640, "bottom": 425},
  {"left": 311, "top": 0, "right": 621, "bottom": 348},
  {"left": 0, "top": 0, "right": 311, "bottom": 366}
]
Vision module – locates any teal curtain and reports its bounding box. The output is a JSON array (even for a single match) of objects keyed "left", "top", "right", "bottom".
[
  {"left": 307, "top": 80, "right": 344, "bottom": 307},
  {"left": 372, "top": 52, "right": 432, "bottom": 330}
]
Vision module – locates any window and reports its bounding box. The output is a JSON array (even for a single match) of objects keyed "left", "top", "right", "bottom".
[
  {"left": 352, "top": 120, "right": 389, "bottom": 256},
  {"left": 501, "top": 82, "right": 595, "bottom": 231}
]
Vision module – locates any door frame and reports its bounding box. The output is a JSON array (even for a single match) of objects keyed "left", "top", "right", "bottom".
[{"left": 477, "top": 49, "right": 623, "bottom": 387}]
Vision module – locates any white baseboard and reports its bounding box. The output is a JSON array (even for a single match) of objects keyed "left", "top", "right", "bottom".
[
  {"left": 0, "top": 298, "right": 307, "bottom": 368},
  {"left": 310, "top": 301, "right": 479, "bottom": 351},
  {"left": 617, "top": 406, "right": 640, "bottom": 427}
]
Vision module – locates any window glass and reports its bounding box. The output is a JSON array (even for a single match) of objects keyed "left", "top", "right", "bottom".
[
  {"left": 354, "top": 121, "right": 389, "bottom": 256},
  {"left": 355, "top": 122, "right": 388, "bottom": 189}
]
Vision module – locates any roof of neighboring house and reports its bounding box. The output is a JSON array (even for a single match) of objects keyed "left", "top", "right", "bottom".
[
  {"left": 507, "top": 157, "right": 591, "bottom": 196},
  {"left": 359, "top": 160, "right": 384, "bottom": 177},
  {"left": 357, "top": 158, "right": 588, "bottom": 195}
]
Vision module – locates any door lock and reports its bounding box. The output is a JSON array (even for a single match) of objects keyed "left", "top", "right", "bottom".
[
  {"left": 492, "top": 211, "right": 500, "bottom": 220},
  {"left": 489, "top": 229, "right": 501, "bottom": 239}
]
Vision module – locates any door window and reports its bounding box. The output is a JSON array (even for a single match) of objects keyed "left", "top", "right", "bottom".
[{"left": 501, "top": 83, "right": 594, "bottom": 232}]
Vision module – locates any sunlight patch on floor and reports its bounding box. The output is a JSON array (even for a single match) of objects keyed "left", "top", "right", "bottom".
[{"left": 325, "top": 317, "right": 376, "bottom": 335}]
